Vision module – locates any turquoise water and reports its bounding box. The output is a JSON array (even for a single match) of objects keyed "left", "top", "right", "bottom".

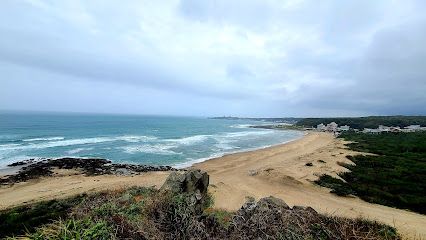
[{"left": 0, "top": 112, "right": 303, "bottom": 168}]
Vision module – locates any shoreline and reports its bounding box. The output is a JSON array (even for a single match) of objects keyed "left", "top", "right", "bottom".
[
  {"left": 175, "top": 130, "right": 306, "bottom": 169},
  {"left": 1, "top": 132, "right": 425, "bottom": 238},
  {"left": 0, "top": 129, "right": 305, "bottom": 172}
]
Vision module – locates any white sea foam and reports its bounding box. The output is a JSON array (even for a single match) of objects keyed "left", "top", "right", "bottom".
[
  {"left": 173, "top": 153, "right": 223, "bottom": 169},
  {"left": 0, "top": 143, "right": 21, "bottom": 148},
  {"left": 0, "top": 155, "right": 42, "bottom": 169},
  {"left": 173, "top": 132, "right": 305, "bottom": 169},
  {"left": 24, "top": 137, "right": 114, "bottom": 150},
  {"left": 164, "top": 135, "right": 210, "bottom": 145},
  {"left": 115, "top": 135, "right": 157, "bottom": 142},
  {"left": 23, "top": 137, "right": 65, "bottom": 142},
  {"left": 221, "top": 130, "right": 271, "bottom": 138},
  {"left": 66, "top": 147, "right": 94, "bottom": 155},
  {"left": 0, "top": 144, "right": 24, "bottom": 159},
  {"left": 230, "top": 124, "right": 253, "bottom": 129},
  {"left": 214, "top": 142, "right": 240, "bottom": 151},
  {"left": 0, "top": 135, "right": 157, "bottom": 151},
  {"left": 120, "top": 144, "right": 181, "bottom": 155}
]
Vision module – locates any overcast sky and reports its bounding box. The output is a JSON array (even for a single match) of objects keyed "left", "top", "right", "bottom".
[{"left": 1, "top": 0, "right": 425, "bottom": 117}]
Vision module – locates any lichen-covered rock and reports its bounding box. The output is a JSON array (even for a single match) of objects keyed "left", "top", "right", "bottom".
[
  {"left": 160, "top": 169, "right": 209, "bottom": 213},
  {"left": 161, "top": 169, "right": 209, "bottom": 195},
  {"left": 257, "top": 196, "right": 290, "bottom": 212}
]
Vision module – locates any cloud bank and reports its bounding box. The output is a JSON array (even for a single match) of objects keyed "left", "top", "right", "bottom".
[{"left": 1, "top": 0, "right": 425, "bottom": 117}]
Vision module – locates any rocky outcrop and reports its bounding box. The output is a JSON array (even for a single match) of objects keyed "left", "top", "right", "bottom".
[
  {"left": 0, "top": 158, "right": 175, "bottom": 185},
  {"left": 160, "top": 169, "right": 209, "bottom": 213}
]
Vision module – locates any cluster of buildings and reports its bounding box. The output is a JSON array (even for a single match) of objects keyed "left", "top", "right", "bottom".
[
  {"left": 316, "top": 122, "right": 350, "bottom": 132},
  {"left": 315, "top": 122, "right": 426, "bottom": 134},
  {"left": 363, "top": 125, "right": 426, "bottom": 134}
]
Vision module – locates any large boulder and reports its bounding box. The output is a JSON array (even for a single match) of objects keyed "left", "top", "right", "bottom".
[
  {"left": 235, "top": 196, "right": 290, "bottom": 223},
  {"left": 256, "top": 196, "right": 290, "bottom": 212},
  {"left": 231, "top": 196, "right": 293, "bottom": 238},
  {"left": 160, "top": 169, "right": 210, "bottom": 212}
]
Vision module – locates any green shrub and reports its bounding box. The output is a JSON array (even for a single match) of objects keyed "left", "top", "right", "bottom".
[
  {"left": 316, "top": 132, "right": 426, "bottom": 214},
  {"left": 0, "top": 195, "right": 84, "bottom": 238},
  {"left": 29, "top": 218, "right": 114, "bottom": 240}
]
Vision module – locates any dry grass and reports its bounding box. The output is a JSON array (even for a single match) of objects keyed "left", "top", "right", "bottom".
[{"left": 1, "top": 187, "right": 400, "bottom": 240}]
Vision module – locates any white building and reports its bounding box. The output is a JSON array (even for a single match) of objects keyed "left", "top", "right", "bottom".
[
  {"left": 378, "top": 125, "right": 390, "bottom": 132},
  {"left": 338, "top": 125, "right": 350, "bottom": 131},
  {"left": 363, "top": 128, "right": 381, "bottom": 134},
  {"left": 326, "top": 122, "right": 338, "bottom": 132},
  {"left": 406, "top": 125, "right": 421, "bottom": 130},
  {"left": 317, "top": 123, "right": 326, "bottom": 131},
  {"left": 390, "top": 127, "right": 401, "bottom": 132}
]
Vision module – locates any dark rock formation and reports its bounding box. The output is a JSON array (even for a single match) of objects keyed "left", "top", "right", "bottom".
[
  {"left": 6, "top": 159, "right": 36, "bottom": 167},
  {"left": 0, "top": 157, "right": 176, "bottom": 185}
]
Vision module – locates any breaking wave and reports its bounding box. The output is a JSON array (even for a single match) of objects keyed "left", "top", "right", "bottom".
[
  {"left": 120, "top": 144, "right": 182, "bottom": 155},
  {"left": 0, "top": 135, "right": 157, "bottom": 152},
  {"left": 164, "top": 135, "right": 210, "bottom": 145},
  {"left": 66, "top": 147, "right": 95, "bottom": 155},
  {"left": 23, "top": 137, "right": 65, "bottom": 142}
]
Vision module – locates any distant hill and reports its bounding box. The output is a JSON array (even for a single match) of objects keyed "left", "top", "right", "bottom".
[{"left": 296, "top": 116, "right": 426, "bottom": 129}]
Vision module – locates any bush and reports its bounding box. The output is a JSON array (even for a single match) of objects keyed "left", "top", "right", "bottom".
[
  {"left": 316, "top": 132, "right": 426, "bottom": 214},
  {"left": 29, "top": 218, "right": 114, "bottom": 240},
  {"left": 0, "top": 195, "right": 84, "bottom": 238},
  {"left": 315, "top": 175, "right": 355, "bottom": 196}
]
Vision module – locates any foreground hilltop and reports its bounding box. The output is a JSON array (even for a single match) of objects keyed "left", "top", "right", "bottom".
[{"left": 1, "top": 170, "right": 399, "bottom": 239}]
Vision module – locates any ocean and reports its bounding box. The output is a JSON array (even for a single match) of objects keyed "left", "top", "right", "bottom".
[{"left": 0, "top": 112, "right": 303, "bottom": 168}]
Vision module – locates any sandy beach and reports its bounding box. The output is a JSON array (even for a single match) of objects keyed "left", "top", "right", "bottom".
[{"left": 1, "top": 132, "right": 425, "bottom": 239}]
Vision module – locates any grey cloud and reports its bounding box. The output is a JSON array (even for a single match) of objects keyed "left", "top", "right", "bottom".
[
  {"left": 288, "top": 19, "right": 426, "bottom": 115},
  {"left": 0, "top": 27, "right": 249, "bottom": 100},
  {"left": 178, "top": 0, "right": 274, "bottom": 30},
  {"left": 1, "top": 0, "right": 426, "bottom": 116}
]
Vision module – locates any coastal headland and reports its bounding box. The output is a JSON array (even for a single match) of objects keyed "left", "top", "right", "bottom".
[{"left": 1, "top": 132, "right": 425, "bottom": 239}]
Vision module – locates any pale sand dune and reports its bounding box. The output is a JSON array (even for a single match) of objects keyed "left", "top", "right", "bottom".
[
  {"left": 0, "top": 132, "right": 425, "bottom": 239},
  {"left": 193, "top": 132, "right": 426, "bottom": 239}
]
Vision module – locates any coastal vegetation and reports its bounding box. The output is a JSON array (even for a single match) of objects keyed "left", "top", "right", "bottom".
[
  {"left": 296, "top": 116, "right": 426, "bottom": 129},
  {"left": 315, "top": 132, "right": 426, "bottom": 214},
  {"left": 1, "top": 171, "right": 399, "bottom": 239}
]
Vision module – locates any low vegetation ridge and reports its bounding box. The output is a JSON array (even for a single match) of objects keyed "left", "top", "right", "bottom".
[
  {"left": 1, "top": 170, "right": 399, "bottom": 239},
  {"left": 315, "top": 131, "right": 426, "bottom": 214},
  {"left": 296, "top": 116, "right": 426, "bottom": 129}
]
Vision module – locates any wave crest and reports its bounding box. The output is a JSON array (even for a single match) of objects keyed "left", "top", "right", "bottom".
[{"left": 120, "top": 144, "right": 181, "bottom": 155}]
